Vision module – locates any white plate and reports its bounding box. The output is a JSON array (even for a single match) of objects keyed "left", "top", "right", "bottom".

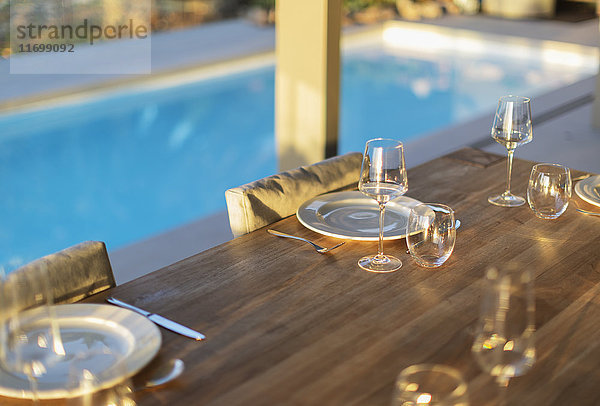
[
  {"left": 297, "top": 191, "right": 424, "bottom": 240},
  {"left": 0, "top": 303, "right": 161, "bottom": 400},
  {"left": 575, "top": 175, "right": 600, "bottom": 208}
]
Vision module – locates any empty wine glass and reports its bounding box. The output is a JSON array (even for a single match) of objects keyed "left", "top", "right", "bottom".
[
  {"left": 392, "top": 364, "right": 469, "bottom": 405},
  {"left": 67, "top": 346, "right": 135, "bottom": 406},
  {"left": 471, "top": 263, "right": 535, "bottom": 404},
  {"left": 488, "top": 96, "right": 533, "bottom": 207},
  {"left": 358, "top": 138, "right": 408, "bottom": 273},
  {"left": 527, "top": 163, "right": 572, "bottom": 219},
  {"left": 0, "top": 262, "right": 65, "bottom": 403}
]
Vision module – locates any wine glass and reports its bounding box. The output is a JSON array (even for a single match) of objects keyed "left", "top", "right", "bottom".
[
  {"left": 357, "top": 138, "right": 408, "bottom": 273},
  {"left": 488, "top": 96, "right": 533, "bottom": 207},
  {"left": 471, "top": 263, "right": 535, "bottom": 404},
  {"left": 67, "top": 346, "right": 135, "bottom": 406},
  {"left": 0, "top": 263, "right": 65, "bottom": 403}
]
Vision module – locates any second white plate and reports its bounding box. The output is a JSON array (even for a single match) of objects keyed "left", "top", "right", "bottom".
[
  {"left": 575, "top": 174, "right": 600, "bottom": 208},
  {"left": 297, "top": 191, "right": 424, "bottom": 240},
  {"left": 0, "top": 303, "right": 161, "bottom": 400}
]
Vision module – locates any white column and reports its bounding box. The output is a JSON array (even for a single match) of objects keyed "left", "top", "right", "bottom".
[{"left": 275, "top": 0, "right": 342, "bottom": 171}]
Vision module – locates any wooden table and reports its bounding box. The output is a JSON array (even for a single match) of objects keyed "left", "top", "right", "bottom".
[{"left": 4, "top": 148, "right": 600, "bottom": 405}]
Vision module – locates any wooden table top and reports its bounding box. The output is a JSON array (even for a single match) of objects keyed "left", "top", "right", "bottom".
[{"left": 4, "top": 148, "right": 600, "bottom": 405}]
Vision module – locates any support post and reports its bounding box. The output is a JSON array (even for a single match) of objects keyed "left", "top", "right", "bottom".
[{"left": 275, "top": 0, "right": 342, "bottom": 171}]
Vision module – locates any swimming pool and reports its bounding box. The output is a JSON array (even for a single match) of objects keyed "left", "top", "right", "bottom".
[{"left": 1, "top": 23, "right": 597, "bottom": 269}]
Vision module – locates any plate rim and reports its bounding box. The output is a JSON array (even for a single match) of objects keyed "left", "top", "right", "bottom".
[
  {"left": 0, "top": 303, "right": 162, "bottom": 400},
  {"left": 575, "top": 174, "right": 600, "bottom": 208},
  {"left": 296, "top": 190, "right": 423, "bottom": 241}
]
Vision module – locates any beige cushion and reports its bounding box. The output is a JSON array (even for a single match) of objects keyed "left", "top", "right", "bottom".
[
  {"left": 226, "top": 152, "right": 363, "bottom": 237},
  {"left": 12, "top": 241, "right": 116, "bottom": 306}
]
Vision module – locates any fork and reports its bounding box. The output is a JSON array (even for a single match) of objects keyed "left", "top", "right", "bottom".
[{"left": 267, "top": 229, "right": 345, "bottom": 253}]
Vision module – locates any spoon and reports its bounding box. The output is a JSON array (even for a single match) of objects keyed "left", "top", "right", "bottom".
[
  {"left": 133, "top": 358, "right": 185, "bottom": 391},
  {"left": 576, "top": 208, "right": 600, "bottom": 217},
  {"left": 572, "top": 173, "right": 592, "bottom": 182}
]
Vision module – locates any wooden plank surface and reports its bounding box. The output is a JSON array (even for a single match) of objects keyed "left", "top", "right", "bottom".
[{"left": 2, "top": 148, "right": 599, "bottom": 405}]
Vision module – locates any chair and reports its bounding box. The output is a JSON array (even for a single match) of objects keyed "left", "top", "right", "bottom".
[
  {"left": 12, "top": 241, "right": 116, "bottom": 305},
  {"left": 225, "top": 152, "right": 363, "bottom": 237}
]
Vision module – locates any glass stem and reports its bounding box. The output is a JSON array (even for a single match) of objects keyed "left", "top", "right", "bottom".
[
  {"left": 378, "top": 203, "right": 385, "bottom": 258},
  {"left": 497, "top": 377, "right": 509, "bottom": 406},
  {"left": 28, "top": 373, "right": 39, "bottom": 406},
  {"left": 505, "top": 149, "right": 515, "bottom": 195}
]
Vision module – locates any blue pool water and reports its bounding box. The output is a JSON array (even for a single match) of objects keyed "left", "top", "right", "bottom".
[{"left": 0, "top": 39, "right": 596, "bottom": 268}]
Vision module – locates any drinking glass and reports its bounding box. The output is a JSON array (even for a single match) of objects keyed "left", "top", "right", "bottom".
[
  {"left": 357, "top": 138, "right": 408, "bottom": 273},
  {"left": 471, "top": 264, "right": 535, "bottom": 403},
  {"left": 392, "top": 364, "right": 469, "bottom": 406},
  {"left": 527, "top": 163, "right": 572, "bottom": 219},
  {"left": 406, "top": 203, "right": 456, "bottom": 268},
  {"left": 488, "top": 95, "right": 533, "bottom": 207},
  {"left": 0, "top": 263, "right": 65, "bottom": 403}
]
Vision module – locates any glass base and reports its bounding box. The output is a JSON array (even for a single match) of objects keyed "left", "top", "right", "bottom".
[
  {"left": 358, "top": 254, "right": 402, "bottom": 273},
  {"left": 488, "top": 193, "right": 526, "bottom": 207}
]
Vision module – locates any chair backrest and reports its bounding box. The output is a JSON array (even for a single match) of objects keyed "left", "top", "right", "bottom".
[
  {"left": 225, "top": 152, "right": 363, "bottom": 237},
  {"left": 12, "top": 241, "right": 116, "bottom": 305}
]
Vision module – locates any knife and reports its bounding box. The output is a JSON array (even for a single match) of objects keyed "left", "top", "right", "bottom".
[{"left": 107, "top": 297, "right": 205, "bottom": 341}]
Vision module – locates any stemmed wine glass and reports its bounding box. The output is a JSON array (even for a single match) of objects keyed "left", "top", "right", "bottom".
[
  {"left": 0, "top": 263, "right": 65, "bottom": 403},
  {"left": 358, "top": 138, "right": 408, "bottom": 273},
  {"left": 67, "top": 346, "right": 135, "bottom": 406},
  {"left": 471, "top": 263, "right": 536, "bottom": 404},
  {"left": 488, "top": 95, "right": 533, "bottom": 207}
]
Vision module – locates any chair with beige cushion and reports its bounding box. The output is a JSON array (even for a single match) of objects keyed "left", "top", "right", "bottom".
[
  {"left": 12, "top": 241, "right": 116, "bottom": 306},
  {"left": 225, "top": 152, "right": 363, "bottom": 237}
]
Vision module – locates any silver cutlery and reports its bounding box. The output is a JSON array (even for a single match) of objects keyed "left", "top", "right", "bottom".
[
  {"left": 576, "top": 208, "right": 600, "bottom": 217},
  {"left": 134, "top": 358, "right": 185, "bottom": 391},
  {"left": 267, "top": 229, "right": 345, "bottom": 253},
  {"left": 107, "top": 297, "right": 205, "bottom": 340},
  {"left": 572, "top": 174, "right": 592, "bottom": 182}
]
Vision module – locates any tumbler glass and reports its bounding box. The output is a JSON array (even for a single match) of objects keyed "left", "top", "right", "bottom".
[
  {"left": 527, "top": 163, "right": 572, "bottom": 219},
  {"left": 392, "top": 364, "right": 469, "bottom": 406},
  {"left": 406, "top": 203, "right": 456, "bottom": 268}
]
